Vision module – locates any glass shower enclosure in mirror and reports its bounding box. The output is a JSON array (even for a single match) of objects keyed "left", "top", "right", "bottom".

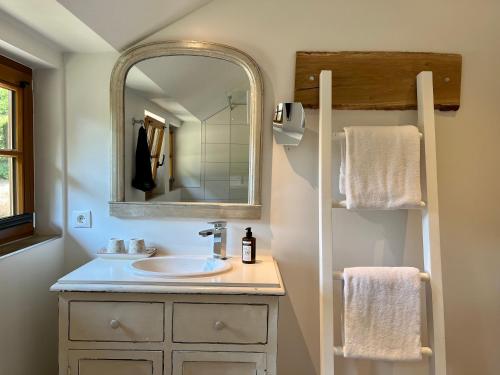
[{"left": 110, "top": 41, "right": 263, "bottom": 219}]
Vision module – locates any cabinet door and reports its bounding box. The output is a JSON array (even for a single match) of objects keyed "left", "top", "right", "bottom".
[
  {"left": 68, "top": 350, "right": 162, "bottom": 375},
  {"left": 172, "top": 351, "right": 266, "bottom": 375}
]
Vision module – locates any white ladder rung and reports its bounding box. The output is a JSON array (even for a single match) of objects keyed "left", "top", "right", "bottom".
[
  {"left": 333, "top": 131, "right": 423, "bottom": 141},
  {"left": 333, "top": 271, "right": 430, "bottom": 282},
  {"left": 332, "top": 200, "right": 426, "bottom": 209},
  {"left": 333, "top": 346, "right": 433, "bottom": 357}
]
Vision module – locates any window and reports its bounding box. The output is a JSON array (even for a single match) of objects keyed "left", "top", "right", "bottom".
[
  {"left": 0, "top": 55, "right": 34, "bottom": 247},
  {"left": 144, "top": 109, "right": 165, "bottom": 124}
]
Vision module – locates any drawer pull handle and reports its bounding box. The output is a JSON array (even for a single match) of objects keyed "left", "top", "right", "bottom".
[
  {"left": 214, "top": 321, "right": 225, "bottom": 330},
  {"left": 110, "top": 319, "right": 120, "bottom": 329}
]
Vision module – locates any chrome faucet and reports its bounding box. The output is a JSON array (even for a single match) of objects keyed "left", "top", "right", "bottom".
[{"left": 199, "top": 221, "right": 227, "bottom": 259}]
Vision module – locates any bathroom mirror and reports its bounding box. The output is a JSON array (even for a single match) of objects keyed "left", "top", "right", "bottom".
[
  {"left": 272, "top": 102, "right": 305, "bottom": 146},
  {"left": 110, "top": 41, "right": 263, "bottom": 219}
]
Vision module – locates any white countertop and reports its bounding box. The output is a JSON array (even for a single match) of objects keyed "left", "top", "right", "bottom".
[{"left": 50, "top": 255, "right": 285, "bottom": 295}]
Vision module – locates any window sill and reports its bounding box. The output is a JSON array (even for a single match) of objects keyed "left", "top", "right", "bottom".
[{"left": 0, "top": 234, "right": 62, "bottom": 259}]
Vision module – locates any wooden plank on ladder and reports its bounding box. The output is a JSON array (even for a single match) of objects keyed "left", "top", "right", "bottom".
[
  {"left": 417, "top": 71, "right": 447, "bottom": 375},
  {"left": 295, "top": 52, "right": 461, "bottom": 110},
  {"left": 319, "top": 70, "right": 334, "bottom": 375}
]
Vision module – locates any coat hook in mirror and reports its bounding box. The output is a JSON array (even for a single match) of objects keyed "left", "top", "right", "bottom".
[{"left": 132, "top": 117, "right": 145, "bottom": 127}]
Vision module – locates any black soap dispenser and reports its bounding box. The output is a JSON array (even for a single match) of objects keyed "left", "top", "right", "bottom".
[{"left": 242, "top": 227, "right": 256, "bottom": 264}]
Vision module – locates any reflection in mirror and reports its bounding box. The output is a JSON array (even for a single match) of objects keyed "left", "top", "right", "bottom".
[
  {"left": 272, "top": 102, "right": 305, "bottom": 146},
  {"left": 124, "top": 55, "right": 251, "bottom": 204}
]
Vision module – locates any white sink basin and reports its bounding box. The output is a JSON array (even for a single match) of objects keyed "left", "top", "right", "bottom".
[{"left": 130, "top": 256, "right": 232, "bottom": 278}]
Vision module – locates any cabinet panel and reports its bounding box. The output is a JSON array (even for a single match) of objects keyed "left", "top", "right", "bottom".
[
  {"left": 183, "top": 361, "right": 256, "bottom": 375},
  {"left": 68, "top": 350, "right": 162, "bottom": 375},
  {"left": 173, "top": 351, "right": 266, "bottom": 375},
  {"left": 69, "top": 301, "right": 164, "bottom": 342},
  {"left": 79, "top": 359, "right": 152, "bottom": 375},
  {"left": 173, "top": 303, "right": 268, "bottom": 344}
]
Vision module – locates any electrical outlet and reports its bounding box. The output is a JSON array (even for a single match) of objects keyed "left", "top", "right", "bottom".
[{"left": 73, "top": 210, "right": 91, "bottom": 228}]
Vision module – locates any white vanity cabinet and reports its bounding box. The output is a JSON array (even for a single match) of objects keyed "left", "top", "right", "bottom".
[{"left": 58, "top": 293, "right": 279, "bottom": 375}]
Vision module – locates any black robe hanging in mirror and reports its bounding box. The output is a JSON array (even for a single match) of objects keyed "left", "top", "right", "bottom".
[{"left": 132, "top": 126, "right": 156, "bottom": 192}]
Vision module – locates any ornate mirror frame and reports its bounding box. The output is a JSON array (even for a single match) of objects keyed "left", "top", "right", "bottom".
[{"left": 109, "top": 41, "right": 263, "bottom": 219}]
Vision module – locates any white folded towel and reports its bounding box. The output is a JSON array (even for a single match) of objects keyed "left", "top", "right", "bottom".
[
  {"left": 340, "top": 125, "right": 421, "bottom": 209},
  {"left": 343, "top": 267, "right": 422, "bottom": 361}
]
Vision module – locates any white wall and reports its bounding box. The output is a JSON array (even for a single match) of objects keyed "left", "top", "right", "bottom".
[
  {"left": 175, "top": 119, "right": 202, "bottom": 199},
  {"left": 0, "top": 238, "right": 64, "bottom": 375},
  {"left": 62, "top": 1, "right": 500, "bottom": 375},
  {"left": 33, "top": 68, "right": 66, "bottom": 234}
]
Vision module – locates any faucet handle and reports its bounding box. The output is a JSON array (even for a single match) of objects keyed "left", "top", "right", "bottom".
[{"left": 208, "top": 221, "right": 227, "bottom": 228}]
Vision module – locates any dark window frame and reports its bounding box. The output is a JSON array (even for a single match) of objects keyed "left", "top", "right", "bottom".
[{"left": 0, "top": 55, "right": 34, "bottom": 249}]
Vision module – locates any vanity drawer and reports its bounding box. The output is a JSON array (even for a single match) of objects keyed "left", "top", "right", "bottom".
[
  {"left": 172, "top": 303, "right": 268, "bottom": 344},
  {"left": 69, "top": 301, "right": 164, "bottom": 342}
]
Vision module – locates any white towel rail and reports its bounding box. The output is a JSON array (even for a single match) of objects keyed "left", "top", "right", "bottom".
[
  {"left": 332, "top": 271, "right": 430, "bottom": 282},
  {"left": 333, "top": 346, "right": 433, "bottom": 357},
  {"left": 318, "top": 70, "right": 335, "bottom": 375},
  {"left": 318, "top": 70, "right": 447, "bottom": 375},
  {"left": 418, "top": 71, "right": 447, "bottom": 375},
  {"left": 332, "top": 131, "right": 423, "bottom": 141},
  {"left": 332, "top": 200, "right": 426, "bottom": 209}
]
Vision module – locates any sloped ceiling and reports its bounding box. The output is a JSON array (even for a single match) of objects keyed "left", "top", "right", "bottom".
[
  {"left": 0, "top": 0, "right": 212, "bottom": 53},
  {"left": 126, "top": 55, "right": 250, "bottom": 122},
  {"left": 57, "top": 0, "right": 213, "bottom": 51},
  {"left": 0, "top": 0, "right": 112, "bottom": 52}
]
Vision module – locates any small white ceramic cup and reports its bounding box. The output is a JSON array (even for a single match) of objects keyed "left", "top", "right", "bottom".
[
  {"left": 107, "top": 238, "right": 125, "bottom": 253},
  {"left": 128, "top": 238, "right": 146, "bottom": 254}
]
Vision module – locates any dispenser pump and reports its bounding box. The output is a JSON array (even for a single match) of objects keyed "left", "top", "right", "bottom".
[{"left": 242, "top": 227, "right": 256, "bottom": 264}]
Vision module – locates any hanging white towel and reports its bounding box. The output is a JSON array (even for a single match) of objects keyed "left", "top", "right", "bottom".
[
  {"left": 339, "top": 138, "right": 346, "bottom": 195},
  {"left": 340, "top": 125, "right": 421, "bottom": 209},
  {"left": 343, "top": 267, "right": 422, "bottom": 361}
]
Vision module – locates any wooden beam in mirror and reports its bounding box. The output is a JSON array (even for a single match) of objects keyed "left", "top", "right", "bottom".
[{"left": 110, "top": 41, "right": 263, "bottom": 219}]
